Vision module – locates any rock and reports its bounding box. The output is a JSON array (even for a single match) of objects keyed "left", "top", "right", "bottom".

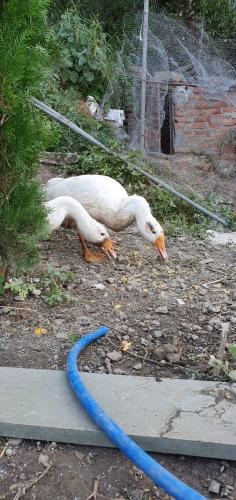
[
  {"left": 208, "top": 479, "right": 221, "bottom": 495},
  {"left": 14, "top": 296, "right": 25, "bottom": 302},
  {"left": 106, "top": 350, "right": 122, "bottom": 362},
  {"left": 79, "top": 316, "right": 91, "bottom": 325},
  {"left": 230, "top": 316, "right": 236, "bottom": 324},
  {"left": 5, "top": 447, "right": 14, "bottom": 457},
  {"left": 92, "top": 283, "right": 105, "bottom": 290},
  {"left": 141, "top": 338, "right": 149, "bottom": 346},
  {"left": 82, "top": 365, "right": 90, "bottom": 372},
  {"left": 8, "top": 439, "right": 22, "bottom": 447},
  {"left": 152, "top": 331, "right": 162, "bottom": 339},
  {"left": 75, "top": 451, "right": 85, "bottom": 461},
  {"left": 166, "top": 352, "right": 181, "bottom": 363},
  {"left": 152, "top": 347, "right": 166, "bottom": 361},
  {"left": 133, "top": 363, "right": 142, "bottom": 370},
  {"left": 156, "top": 306, "right": 168, "bottom": 314},
  {"left": 113, "top": 368, "right": 125, "bottom": 375},
  {"left": 56, "top": 332, "right": 68, "bottom": 341},
  {"left": 107, "top": 277, "right": 115, "bottom": 284},
  {"left": 191, "top": 334, "right": 199, "bottom": 341},
  {"left": 208, "top": 303, "right": 221, "bottom": 313},
  {"left": 38, "top": 453, "right": 50, "bottom": 467}
]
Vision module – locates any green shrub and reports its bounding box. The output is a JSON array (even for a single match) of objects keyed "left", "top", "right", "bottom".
[
  {"left": 51, "top": 8, "right": 113, "bottom": 100},
  {"left": 0, "top": 0, "right": 53, "bottom": 274}
]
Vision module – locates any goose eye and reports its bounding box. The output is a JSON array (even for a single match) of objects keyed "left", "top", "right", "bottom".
[{"left": 101, "top": 232, "right": 105, "bottom": 236}]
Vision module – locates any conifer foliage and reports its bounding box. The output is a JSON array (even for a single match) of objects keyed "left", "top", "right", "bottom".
[{"left": 0, "top": 0, "right": 51, "bottom": 278}]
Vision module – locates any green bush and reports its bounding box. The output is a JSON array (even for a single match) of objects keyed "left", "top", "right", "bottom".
[
  {"left": 0, "top": 0, "right": 53, "bottom": 275},
  {"left": 51, "top": 8, "right": 113, "bottom": 100}
]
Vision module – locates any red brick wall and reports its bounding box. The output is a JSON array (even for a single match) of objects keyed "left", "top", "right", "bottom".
[{"left": 172, "top": 85, "right": 236, "bottom": 175}]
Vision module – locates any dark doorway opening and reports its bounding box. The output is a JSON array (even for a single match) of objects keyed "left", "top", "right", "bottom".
[{"left": 161, "top": 91, "right": 173, "bottom": 154}]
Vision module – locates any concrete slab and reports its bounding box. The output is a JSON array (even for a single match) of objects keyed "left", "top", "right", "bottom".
[{"left": 0, "top": 367, "right": 236, "bottom": 460}]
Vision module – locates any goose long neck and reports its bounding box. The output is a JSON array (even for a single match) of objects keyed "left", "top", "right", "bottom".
[
  {"left": 120, "top": 195, "right": 152, "bottom": 222},
  {"left": 64, "top": 197, "right": 93, "bottom": 229}
]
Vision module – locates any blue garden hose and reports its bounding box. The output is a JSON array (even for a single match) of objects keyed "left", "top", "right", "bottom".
[{"left": 66, "top": 326, "right": 207, "bottom": 500}]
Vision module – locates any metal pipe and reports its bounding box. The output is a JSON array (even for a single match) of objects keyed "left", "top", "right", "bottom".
[
  {"left": 140, "top": 0, "right": 149, "bottom": 150},
  {"left": 32, "top": 97, "right": 227, "bottom": 226}
]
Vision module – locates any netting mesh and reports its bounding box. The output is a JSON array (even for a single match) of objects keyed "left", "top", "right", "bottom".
[{"left": 102, "top": 11, "right": 236, "bottom": 206}]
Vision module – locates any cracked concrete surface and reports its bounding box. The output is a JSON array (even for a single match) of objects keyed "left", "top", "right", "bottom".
[{"left": 0, "top": 368, "right": 235, "bottom": 460}]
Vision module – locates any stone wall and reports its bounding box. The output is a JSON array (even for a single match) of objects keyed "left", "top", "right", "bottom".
[{"left": 172, "top": 85, "right": 236, "bottom": 176}]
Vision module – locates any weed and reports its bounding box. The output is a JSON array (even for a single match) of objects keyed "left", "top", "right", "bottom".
[
  {"left": 4, "top": 279, "right": 38, "bottom": 300},
  {"left": 68, "top": 333, "right": 78, "bottom": 344},
  {"left": 40, "top": 266, "right": 74, "bottom": 306}
]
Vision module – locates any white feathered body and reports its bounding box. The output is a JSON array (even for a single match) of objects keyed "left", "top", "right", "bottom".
[{"left": 46, "top": 175, "right": 154, "bottom": 232}]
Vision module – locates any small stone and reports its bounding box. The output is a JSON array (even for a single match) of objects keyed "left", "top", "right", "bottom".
[
  {"left": 133, "top": 363, "right": 142, "bottom": 370},
  {"left": 153, "top": 331, "right": 163, "bottom": 339},
  {"left": 166, "top": 352, "right": 181, "bottom": 363},
  {"left": 36, "top": 441, "right": 42, "bottom": 452},
  {"left": 208, "top": 480, "right": 221, "bottom": 495},
  {"left": 141, "top": 338, "right": 149, "bottom": 346},
  {"left": 160, "top": 359, "right": 166, "bottom": 365},
  {"left": 5, "top": 447, "right": 14, "bottom": 457},
  {"left": 38, "top": 453, "right": 50, "bottom": 467},
  {"left": 75, "top": 451, "right": 85, "bottom": 461},
  {"left": 152, "top": 347, "right": 166, "bottom": 361},
  {"left": 113, "top": 368, "right": 125, "bottom": 375},
  {"left": 230, "top": 316, "right": 236, "bottom": 324},
  {"left": 230, "top": 303, "right": 236, "bottom": 310},
  {"left": 82, "top": 365, "right": 90, "bottom": 372},
  {"left": 53, "top": 354, "right": 58, "bottom": 361},
  {"left": 92, "top": 283, "right": 105, "bottom": 290},
  {"left": 107, "top": 277, "right": 115, "bottom": 284},
  {"left": 191, "top": 334, "right": 199, "bottom": 341},
  {"left": 8, "top": 439, "right": 22, "bottom": 447},
  {"left": 14, "top": 296, "right": 25, "bottom": 302},
  {"left": 56, "top": 332, "right": 68, "bottom": 341},
  {"left": 208, "top": 304, "right": 221, "bottom": 313},
  {"left": 156, "top": 306, "right": 168, "bottom": 314},
  {"left": 106, "top": 350, "right": 122, "bottom": 362}
]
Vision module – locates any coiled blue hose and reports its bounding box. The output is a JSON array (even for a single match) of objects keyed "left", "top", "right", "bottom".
[{"left": 66, "top": 326, "right": 207, "bottom": 500}]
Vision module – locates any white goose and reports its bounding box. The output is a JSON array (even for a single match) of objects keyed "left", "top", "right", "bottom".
[
  {"left": 46, "top": 175, "right": 168, "bottom": 260},
  {"left": 46, "top": 196, "right": 116, "bottom": 263}
]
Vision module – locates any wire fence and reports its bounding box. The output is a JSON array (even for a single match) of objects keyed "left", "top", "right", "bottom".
[{"left": 102, "top": 10, "right": 236, "bottom": 208}]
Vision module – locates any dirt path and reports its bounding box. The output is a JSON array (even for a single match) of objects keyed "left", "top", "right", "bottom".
[{"left": 0, "top": 170, "right": 236, "bottom": 499}]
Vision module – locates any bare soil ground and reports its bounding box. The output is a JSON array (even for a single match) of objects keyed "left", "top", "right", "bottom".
[{"left": 0, "top": 167, "right": 236, "bottom": 499}]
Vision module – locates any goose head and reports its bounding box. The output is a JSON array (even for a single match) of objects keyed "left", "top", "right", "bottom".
[
  {"left": 84, "top": 221, "right": 117, "bottom": 260},
  {"left": 137, "top": 216, "right": 168, "bottom": 260}
]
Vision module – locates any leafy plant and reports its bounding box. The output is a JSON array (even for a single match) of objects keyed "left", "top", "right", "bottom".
[
  {"left": 228, "top": 344, "right": 236, "bottom": 362},
  {"left": 209, "top": 351, "right": 236, "bottom": 382},
  {"left": 51, "top": 8, "right": 113, "bottom": 100},
  {"left": 68, "top": 333, "right": 78, "bottom": 344},
  {"left": 4, "top": 279, "right": 38, "bottom": 300},
  {"left": 40, "top": 265, "right": 74, "bottom": 306}
]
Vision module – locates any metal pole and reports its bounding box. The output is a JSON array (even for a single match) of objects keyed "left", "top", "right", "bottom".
[
  {"left": 32, "top": 97, "right": 227, "bottom": 226},
  {"left": 140, "top": 0, "right": 149, "bottom": 150}
]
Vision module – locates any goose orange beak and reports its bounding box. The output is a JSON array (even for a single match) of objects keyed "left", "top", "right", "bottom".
[
  {"left": 154, "top": 234, "right": 168, "bottom": 260},
  {"left": 102, "top": 238, "right": 117, "bottom": 260}
]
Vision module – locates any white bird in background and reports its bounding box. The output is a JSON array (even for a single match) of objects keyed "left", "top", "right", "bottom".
[
  {"left": 46, "top": 196, "right": 116, "bottom": 263},
  {"left": 46, "top": 175, "right": 168, "bottom": 260}
]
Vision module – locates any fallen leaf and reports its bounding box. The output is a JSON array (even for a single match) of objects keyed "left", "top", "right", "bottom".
[
  {"left": 34, "top": 328, "right": 47, "bottom": 336},
  {"left": 121, "top": 276, "right": 129, "bottom": 285},
  {"left": 114, "top": 304, "right": 122, "bottom": 310},
  {"left": 121, "top": 340, "right": 131, "bottom": 352}
]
